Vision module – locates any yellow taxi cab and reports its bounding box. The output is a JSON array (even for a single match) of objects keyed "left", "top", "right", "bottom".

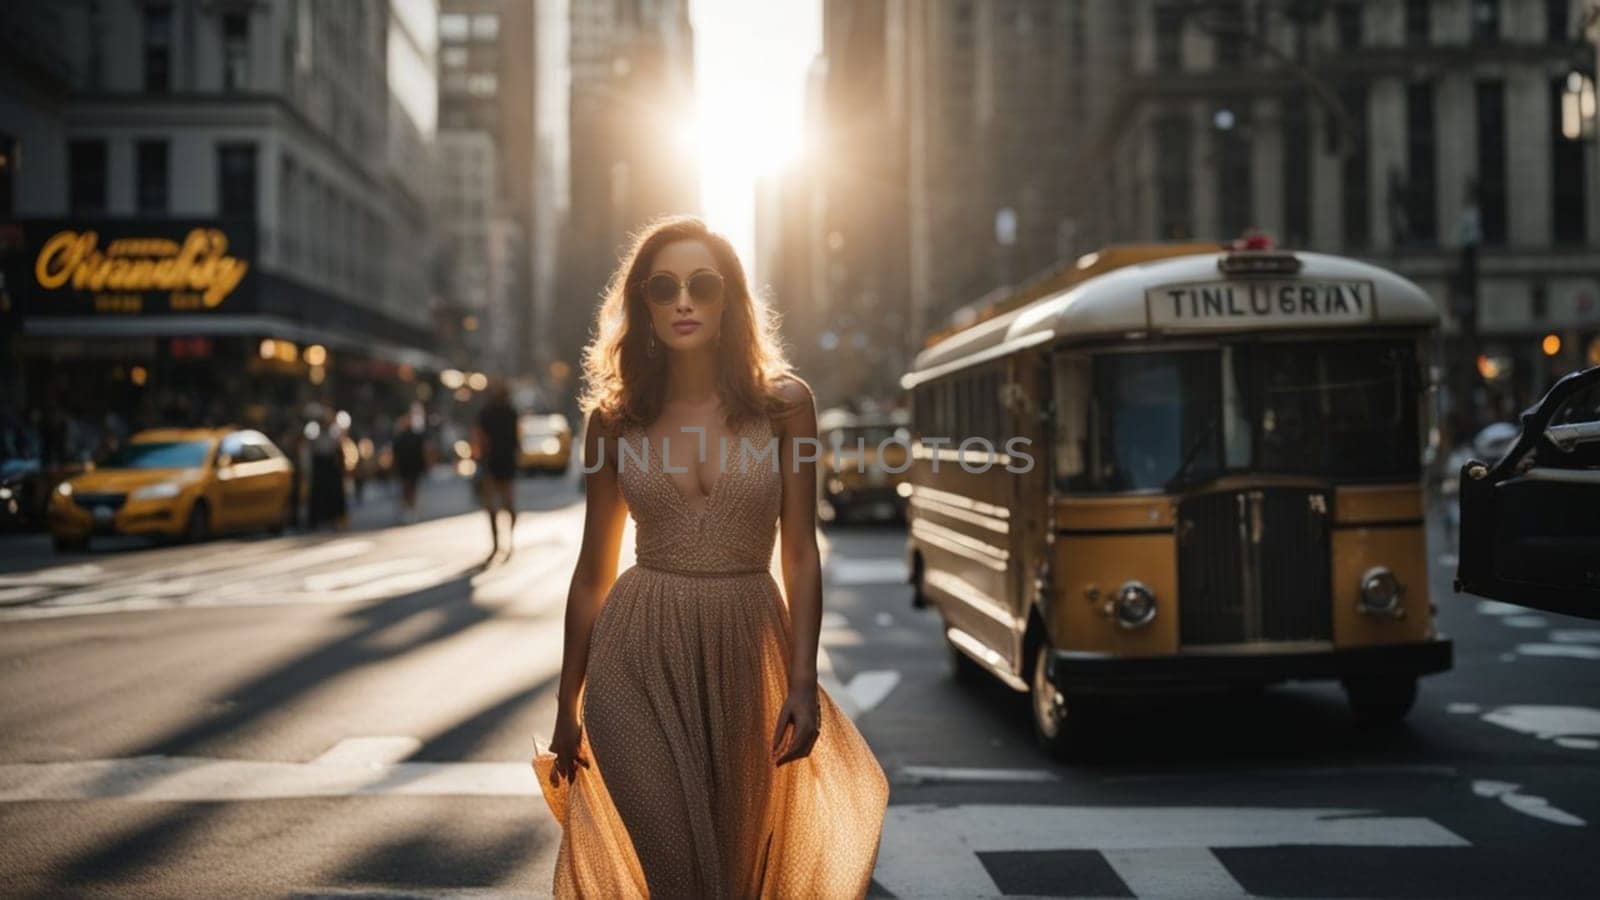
[
  {"left": 817, "top": 407, "right": 912, "bottom": 524},
  {"left": 518, "top": 412, "right": 573, "bottom": 474},
  {"left": 49, "top": 427, "right": 293, "bottom": 552}
]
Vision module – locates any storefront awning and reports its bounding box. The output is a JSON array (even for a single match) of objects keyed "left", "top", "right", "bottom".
[{"left": 21, "top": 315, "right": 452, "bottom": 371}]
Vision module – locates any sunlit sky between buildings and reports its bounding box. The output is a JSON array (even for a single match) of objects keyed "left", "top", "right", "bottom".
[{"left": 687, "top": 0, "right": 821, "bottom": 280}]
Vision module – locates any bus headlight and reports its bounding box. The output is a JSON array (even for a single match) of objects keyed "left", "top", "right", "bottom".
[
  {"left": 1359, "top": 566, "right": 1404, "bottom": 617},
  {"left": 1114, "top": 581, "right": 1157, "bottom": 629}
]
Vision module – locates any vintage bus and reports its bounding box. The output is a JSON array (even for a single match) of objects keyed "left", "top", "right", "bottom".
[{"left": 901, "top": 240, "right": 1453, "bottom": 757}]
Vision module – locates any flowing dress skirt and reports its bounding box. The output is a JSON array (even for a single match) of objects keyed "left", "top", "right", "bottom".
[{"left": 532, "top": 563, "right": 889, "bottom": 899}]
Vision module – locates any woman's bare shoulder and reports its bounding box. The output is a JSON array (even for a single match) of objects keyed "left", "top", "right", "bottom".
[{"left": 769, "top": 374, "right": 816, "bottom": 436}]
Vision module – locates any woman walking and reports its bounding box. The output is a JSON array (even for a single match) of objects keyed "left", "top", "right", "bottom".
[{"left": 533, "top": 216, "right": 889, "bottom": 898}]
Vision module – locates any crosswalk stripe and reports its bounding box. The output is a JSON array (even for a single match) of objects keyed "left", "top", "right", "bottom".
[{"left": 873, "top": 803, "right": 1469, "bottom": 900}]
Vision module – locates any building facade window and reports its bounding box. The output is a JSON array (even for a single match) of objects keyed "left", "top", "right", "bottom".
[
  {"left": 69, "top": 139, "right": 107, "bottom": 214},
  {"left": 1474, "top": 80, "right": 1506, "bottom": 245},
  {"left": 440, "top": 13, "right": 468, "bottom": 41},
  {"left": 1213, "top": 0, "right": 1245, "bottom": 67},
  {"left": 144, "top": 3, "right": 173, "bottom": 92},
  {"left": 1334, "top": 2, "right": 1362, "bottom": 50},
  {"left": 1551, "top": 78, "right": 1588, "bottom": 243},
  {"left": 0, "top": 132, "right": 15, "bottom": 217},
  {"left": 471, "top": 13, "right": 499, "bottom": 40},
  {"left": 1283, "top": 93, "right": 1311, "bottom": 247},
  {"left": 217, "top": 142, "right": 257, "bottom": 217},
  {"left": 1546, "top": 0, "right": 1570, "bottom": 40},
  {"left": 1531, "top": 282, "right": 1548, "bottom": 319},
  {"left": 1154, "top": 3, "right": 1182, "bottom": 69},
  {"left": 1216, "top": 102, "right": 1252, "bottom": 237},
  {"left": 1155, "top": 114, "right": 1193, "bottom": 238},
  {"left": 1404, "top": 0, "right": 1430, "bottom": 46},
  {"left": 1339, "top": 86, "right": 1370, "bottom": 248},
  {"left": 136, "top": 140, "right": 168, "bottom": 214},
  {"left": 1405, "top": 81, "right": 1436, "bottom": 244},
  {"left": 223, "top": 12, "right": 250, "bottom": 90},
  {"left": 1471, "top": 0, "right": 1499, "bottom": 44}
]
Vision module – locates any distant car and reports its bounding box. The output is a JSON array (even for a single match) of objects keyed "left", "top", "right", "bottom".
[
  {"left": 817, "top": 408, "right": 911, "bottom": 524},
  {"left": 0, "top": 415, "right": 88, "bottom": 532},
  {"left": 48, "top": 427, "right": 293, "bottom": 552},
  {"left": 1456, "top": 364, "right": 1600, "bottom": 620},
  {"left": 518, "top": 413, "right": 572, "bottom": 475}
]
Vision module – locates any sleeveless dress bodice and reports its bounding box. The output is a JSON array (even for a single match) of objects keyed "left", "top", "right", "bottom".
[{"left": 617, "top": 414, "right": 782, "bottom": 577}]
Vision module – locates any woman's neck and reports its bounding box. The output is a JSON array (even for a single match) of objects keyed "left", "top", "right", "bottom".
[{"left": 663, "top": 348, "right": 719, "bottom": 406}]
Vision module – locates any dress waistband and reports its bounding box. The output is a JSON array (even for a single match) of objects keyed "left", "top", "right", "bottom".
[{"left": 635, "top": 561, "right": 770, "bottom": 578}]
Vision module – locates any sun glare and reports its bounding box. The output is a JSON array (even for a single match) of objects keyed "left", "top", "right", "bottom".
[{"left": 688, "top": 0, "right": 819, "bottom": 272}]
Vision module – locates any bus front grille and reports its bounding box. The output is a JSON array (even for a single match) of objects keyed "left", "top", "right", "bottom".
[{"left": 1177, "top": 487, "right": 1332, "bottom": 646}]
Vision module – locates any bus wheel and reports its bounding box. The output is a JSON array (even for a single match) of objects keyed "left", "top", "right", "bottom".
[
  {"left": 1342, "top": 675, "right": 1417, "bottom": 726},
  {"left": 1029, "top": 640, "right": 1078, "bottom": 759}
]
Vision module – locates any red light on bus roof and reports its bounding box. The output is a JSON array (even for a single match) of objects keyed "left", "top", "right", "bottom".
[{"left": 1231, "top": 232, "right": 1274, "bottom": 251}]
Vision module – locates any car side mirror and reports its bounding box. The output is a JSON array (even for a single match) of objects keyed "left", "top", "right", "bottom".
[{"left": 216, "top": 453, "right": 234, "bottom": 470}]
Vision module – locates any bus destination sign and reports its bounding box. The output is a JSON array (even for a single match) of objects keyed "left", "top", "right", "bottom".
[{"left": 1146, "top": 280, "right": 1377, "bottom": 331}]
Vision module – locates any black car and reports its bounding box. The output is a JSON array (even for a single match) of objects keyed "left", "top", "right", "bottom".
[{"left": 1456, "top": 364, "right": 1600, "bottom": 620}]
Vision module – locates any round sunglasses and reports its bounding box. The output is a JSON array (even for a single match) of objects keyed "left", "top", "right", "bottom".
[{"left": 640, "top": 270, "right": 726, "bottom": 306}]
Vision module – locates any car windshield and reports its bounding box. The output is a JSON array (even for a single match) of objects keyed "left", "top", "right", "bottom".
[
  {"left": 1057, "top": 339, "right": 1420, "bottom": 493},
  {"left": 100, "top": 440, "right": 212, "bottom": 470}
]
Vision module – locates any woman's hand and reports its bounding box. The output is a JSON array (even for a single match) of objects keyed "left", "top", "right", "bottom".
[
  {"left": 546, "top": 709, "right": 590, "bottom": 785},
  {"left": 771, "top": 682, "right": 821, "bottom": 766}
]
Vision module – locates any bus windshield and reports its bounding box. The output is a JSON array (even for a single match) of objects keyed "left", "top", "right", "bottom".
[{"left": 1057, "top": 339, "right": 1420, "bottom": 493}]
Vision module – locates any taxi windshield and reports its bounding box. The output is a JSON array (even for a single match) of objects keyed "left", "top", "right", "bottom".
[
  {"left": 1058, "top": 339, "right": 1420, "bottom": 493},
  {"left": 101, "top": 440, "right": 213, "bottom": 470}
]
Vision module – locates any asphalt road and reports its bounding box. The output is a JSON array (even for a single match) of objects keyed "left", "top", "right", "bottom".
[{"left": 0, "top": 479, "right": 1596, "bottom": 898}]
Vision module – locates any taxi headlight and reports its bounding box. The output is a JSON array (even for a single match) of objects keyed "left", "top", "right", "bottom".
[
  {"left": 1114, "top": 581, "right": 1157, "bottom": 629},
  {"left": 1359, "top": 566, "right": 1403, "bottom": 616},
  {"left": 57, "top": 482, "right": 73, "bottom": 497},
  {"left": 0, "top": 487, "right": 12, "bottom": 500},
  {"left": 541, "top": 437, "right": 562, "bottom": 454},
  {"left": 132, "top": 482, "right": 182, "bottom": 502}
]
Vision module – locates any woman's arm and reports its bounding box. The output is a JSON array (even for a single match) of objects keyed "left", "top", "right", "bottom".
[
  {"left": 555, "top": 410, "right": 630, "bottom": 721},
  {"left": 772, "top": 376, "right": 824, "bottom": 764}
]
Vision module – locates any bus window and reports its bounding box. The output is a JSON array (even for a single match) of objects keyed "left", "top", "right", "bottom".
[
  {"left": 1061, "top": 350, "right": 1222, "bottom": 493},
  {"left": 1053, "top": 355, "right": 1090, "bottom": 483},
  {"left": 1251, "top": 340, "right": 1419, "bottom": 479}
]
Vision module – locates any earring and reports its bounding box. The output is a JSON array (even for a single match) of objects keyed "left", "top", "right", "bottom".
[{"left": 647, "top": 330, "right": 658, "bottom": 358}]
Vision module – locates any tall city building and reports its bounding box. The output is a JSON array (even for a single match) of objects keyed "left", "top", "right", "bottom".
[
  {"left": 1066, "top": 0, "right": 1599, "bottom": 410},
  {"left": 559, "top": 0, "right": 698, "bottom": 374},
  {"left": 1, "top": 0, "right": 447, "bottom": 435},
  {"left": 799, "top": 0, "right": 1600, "bottom": 405},
  {"left": 436, "top": 0, "right": 538, "bottom": 376}
]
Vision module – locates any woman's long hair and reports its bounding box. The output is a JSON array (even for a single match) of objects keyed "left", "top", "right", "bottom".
[{"left": 577, "top": 215, "right": 802, "bottom": 431}]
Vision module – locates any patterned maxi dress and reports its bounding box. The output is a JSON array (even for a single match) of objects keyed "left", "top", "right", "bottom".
[{"left": 532, "top": 412, "right": 890, "bottom": 899}]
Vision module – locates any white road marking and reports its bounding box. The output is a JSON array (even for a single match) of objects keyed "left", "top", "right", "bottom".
[
  {"left": 0, "top": 585, "right": 51, "bottom": 604},
  {"left": 826, "top": 557, "right": 908, "bottom": 585},
  {"left": 1502, "top": 615, "right": 1550, "bottom": 629},
  {"left": 1446, "top": 702, "right": 1482, "bottom": 714},
  {"left": 0, "top": 562, "right": 105, "bottom": 586},
  {"left": 815, "top": 644, "right": 859, "bottom": 721},
  {"left": 1472, "top": 780, "right": 1588, "bottom": 827},
  {"left": 1480, "top": 705, "right": 1600, "bottom": 753},
  {"left": 873, "top": 804, "right": 1468, "bottom": 899},
  {"left": 1514, "top": 643, "right": 1600, "bottom": 660},
  {"left": 1555, "top": 737, "right": 1600, "bottom": 750},
  {"left": 844, "top": 670, "right": 900, "bottom": 714},
  {"left": 896, "top": 766, "right": 1060, "bottom": 784},
  {"left": 1551, "top": 629, "right": 1600, "bottom": 644},
  {"left": 1475, "top": 600, "right": 1524, "bottom": 617},
  {"left": 311, "top": 737, "right": 423, "bottom": 768},
  {"left": 820, "top": 609, "right": 851, "bottom": 630},
  {"left": 1102, "top": 847, "right": 1244, "bottom": 900},
  {"left": 0, "top": 755, "right": 536, "bottom": 802},
  {"left": 874, "top": 611, "right": 894, "bottom": 627}
]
